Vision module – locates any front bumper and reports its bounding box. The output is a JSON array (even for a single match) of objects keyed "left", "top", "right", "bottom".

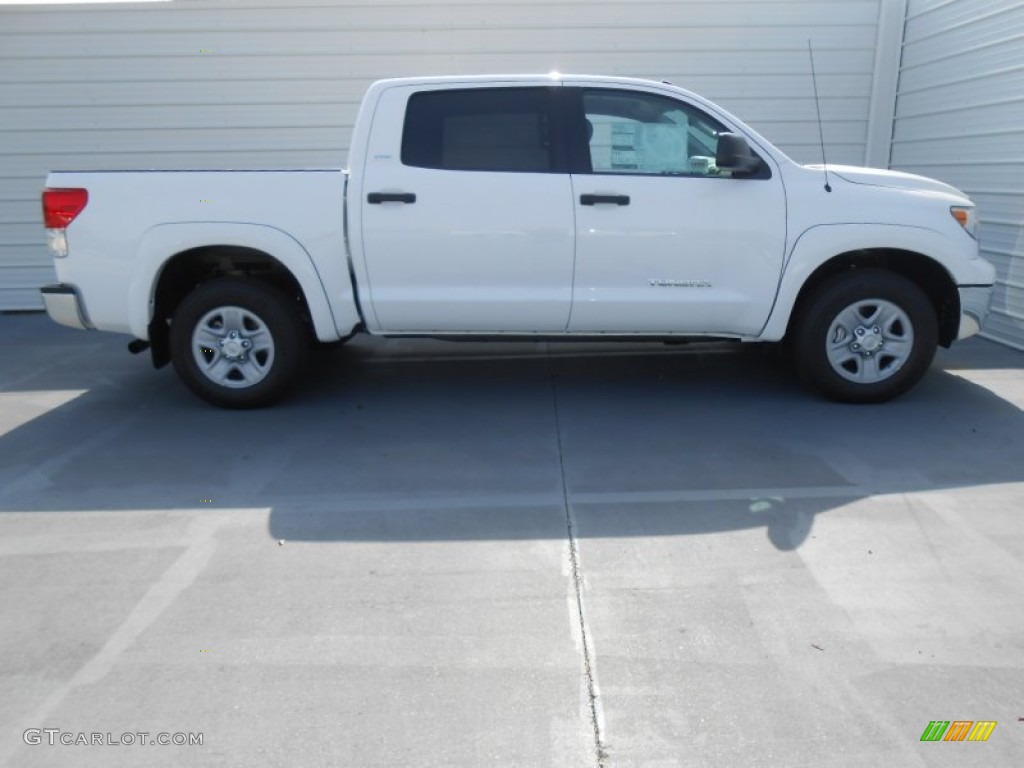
[
  {"left": 40, "top": 284, "right": 91, "bottom": 330},
  {"left": 957, "top": 284, "right": 994, "bottom": 340}
]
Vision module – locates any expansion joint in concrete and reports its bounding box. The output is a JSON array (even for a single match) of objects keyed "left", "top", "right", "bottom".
[{"left": 548, "top": 364, "right": 608, "bottom": 768}]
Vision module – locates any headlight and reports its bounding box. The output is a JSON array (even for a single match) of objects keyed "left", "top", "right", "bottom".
[{"left": 950, "top": 206, "right": 977, "bottom": 239}]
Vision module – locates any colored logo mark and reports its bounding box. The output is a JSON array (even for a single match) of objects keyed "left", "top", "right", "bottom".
[{"left": 920, "top": 721, "right": 996, "bottom": 742}]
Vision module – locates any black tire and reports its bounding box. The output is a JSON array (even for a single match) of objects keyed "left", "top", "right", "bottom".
[
  {"left": 792, "top": 269, "right": 938, "bottom": 403},
  {"left": 170, "top": 278, "right": 308, "bottom": 408}
]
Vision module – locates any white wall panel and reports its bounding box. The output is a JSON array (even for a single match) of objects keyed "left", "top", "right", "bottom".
[
  {"left": 0, "top": 0, "right": 882, "bottom": 310},
  {"left": 892, "top": 0, "right": 1024, "bottom": 350}
]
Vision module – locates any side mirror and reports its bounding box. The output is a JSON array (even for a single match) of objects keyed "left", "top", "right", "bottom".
[{"left": 715, "top": 133, "right": 762, "bottom": 174}]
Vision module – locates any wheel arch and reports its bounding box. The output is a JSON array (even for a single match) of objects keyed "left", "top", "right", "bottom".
[
  {"left": 761, "top": 223, "right": 964, "bottom": 348},
  {"left": 131, "top": 223, "right": 341, "bottom": 366},
  {"left": 786, "top": 249, "right": 960, "bottom": 348}
]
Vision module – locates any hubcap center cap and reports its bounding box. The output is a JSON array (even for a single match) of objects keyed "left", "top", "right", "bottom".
[
  {"left": 852, "top": 325, "right": 883, "bottom": 354},
  {"left": 221, "top": 332, "right": 245, "bottom": 359}
]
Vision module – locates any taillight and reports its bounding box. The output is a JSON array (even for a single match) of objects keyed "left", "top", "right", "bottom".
[{"left": 42, "top": 188, "right": 88, "bottom": 229}]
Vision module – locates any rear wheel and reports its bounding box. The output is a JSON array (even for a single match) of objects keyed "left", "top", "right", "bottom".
[
  {"left": 793, "top": 270, "right": 937, "bottom": 403},
  {"left": 170, "top": 278, "right": 307, "bottom": 408}
]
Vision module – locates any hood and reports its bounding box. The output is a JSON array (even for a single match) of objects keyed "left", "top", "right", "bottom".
[{"left": 805, "top": 164, "right": 966, "bottom": 198}]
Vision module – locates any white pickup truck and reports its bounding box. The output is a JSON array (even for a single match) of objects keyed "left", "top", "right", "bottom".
[{"left": 40, "top": 74, "right": 995, "bottom": 408}]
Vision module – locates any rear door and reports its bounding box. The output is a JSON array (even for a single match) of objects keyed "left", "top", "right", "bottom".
[
  {"left": 359, "top": 84, "right": 575, "bottom": 333},
  {"left": 565, "top": 85, "right": 787, "bottom": 335}
]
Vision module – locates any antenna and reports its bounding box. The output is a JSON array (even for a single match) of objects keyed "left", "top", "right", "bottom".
[{"left": 807, "top": 40, "right": 832, "bottom": 193}]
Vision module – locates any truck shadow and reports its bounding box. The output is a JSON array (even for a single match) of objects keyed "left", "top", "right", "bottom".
[
  {"left": 270, "top": 338, "right": 1024, "bottom": 550},
  {"left": 0, "top": 330, "right": 1021, "bottom": 553}
]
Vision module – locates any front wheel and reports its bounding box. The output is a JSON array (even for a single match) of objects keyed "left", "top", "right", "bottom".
[
  {"left": 793, "top": 270, "right": 938, "bottom": 403},
  {"left": 170, "top": 278, "right": 308, "bottom": 408}
]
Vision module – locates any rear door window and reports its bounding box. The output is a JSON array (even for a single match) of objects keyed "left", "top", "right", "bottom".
[{"left": 401, "top": 88, "right": 558, "bottom": 173}]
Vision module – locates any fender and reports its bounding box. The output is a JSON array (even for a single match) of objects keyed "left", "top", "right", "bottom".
[
  {"left": 759, "top": 223, "right": 963, "bottom": 341},
  {"left": 129, "top": 222, "right": 347, "bottom": 342}
]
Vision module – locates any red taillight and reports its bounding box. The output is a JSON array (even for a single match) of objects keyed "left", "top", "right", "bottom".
[{"left": 42, "top": 188, "right": 88, "bottom": 229}]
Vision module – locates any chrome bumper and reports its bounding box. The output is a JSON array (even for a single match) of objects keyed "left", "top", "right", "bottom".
[
  {"left": 40, "top": 284, "right": 91, "bottom": 330},
  {"left": 957, "top": 285, "right": 994, "bottom": 340}
]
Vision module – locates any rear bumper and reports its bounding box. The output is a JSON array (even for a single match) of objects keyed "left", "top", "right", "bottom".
[
  {"left": 957, "top": 284, "right": 993, "bottom": 340},
  {"left": 40, "top": 284, "right": 91, "bottom": 330}
]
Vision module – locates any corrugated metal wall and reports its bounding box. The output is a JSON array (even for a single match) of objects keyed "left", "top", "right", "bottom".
[
  {"left": 0, "top": 0, "right": 883, "bottom": 311},
  {"left": 892, "top": 0, "right": 1024, "bottom": 350}
]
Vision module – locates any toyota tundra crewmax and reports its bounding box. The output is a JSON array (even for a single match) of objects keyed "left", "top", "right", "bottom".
[{"left": 39, "top": 74, "right": 996, "bottom": 408}]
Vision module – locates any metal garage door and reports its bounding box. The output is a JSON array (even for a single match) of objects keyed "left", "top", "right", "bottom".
[
  {"left": 0, "top": 0, "right": 884, "bottom": 311},
  {"left": 891, "top": 0, "right": 1024, "bottom": 350}
]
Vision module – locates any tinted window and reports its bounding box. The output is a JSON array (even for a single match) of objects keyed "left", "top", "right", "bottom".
[
  {"left": 581, "top": 89, "right": 735, "bottom": 177},
  {"left": 402, "top": 88, "right": 555, "bottom": 173}
]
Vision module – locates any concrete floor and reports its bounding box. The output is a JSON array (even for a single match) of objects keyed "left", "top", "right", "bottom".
[{"left": 1, "top": 312, "right": 1022, "bottom": 767}]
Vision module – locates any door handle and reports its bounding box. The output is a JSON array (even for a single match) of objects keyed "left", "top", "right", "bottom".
[
  {"left": 367, "top": 192, "right": 416, "bottom": 204},
  {"left": 580, "top": 194, "right": 630, "bottom": 206}
]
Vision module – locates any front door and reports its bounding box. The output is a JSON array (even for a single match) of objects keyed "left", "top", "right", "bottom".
[{"left": 565, "top": 86, "right": 787, "bottom": 335}]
